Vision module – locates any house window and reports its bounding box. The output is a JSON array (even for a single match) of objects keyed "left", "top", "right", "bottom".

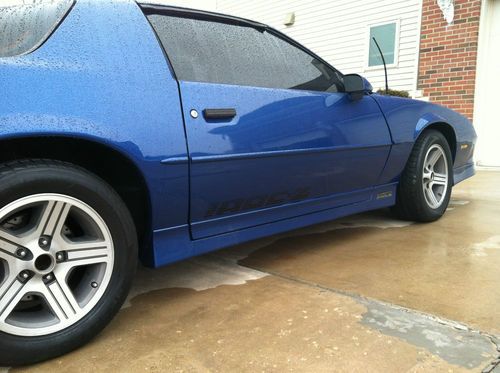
[{"left": 368, "top": 22, "right": 398, "bottom": 67}]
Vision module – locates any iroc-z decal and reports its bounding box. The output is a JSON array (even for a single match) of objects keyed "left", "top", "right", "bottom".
[
  {"left": 205, "top": 187, "right": 311, "bottom": 218},
  {"left": 376, "top": 191, "right": 393, "bottom": 200}
]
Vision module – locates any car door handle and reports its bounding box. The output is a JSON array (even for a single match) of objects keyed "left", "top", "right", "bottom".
[{"left": 203, "top": 108, "right": 237, "bottom": 120}]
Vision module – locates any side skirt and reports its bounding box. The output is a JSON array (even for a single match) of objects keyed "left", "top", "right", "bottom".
[
  {"left": 147, "top": 183, "right": 398, "bottom": 268},
  {"left": 453, "top": 162, "right": 475, "bottom": 185}
]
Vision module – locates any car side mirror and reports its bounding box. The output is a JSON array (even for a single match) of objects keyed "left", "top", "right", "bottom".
[{"left": 344, "top": 74, "right": 371, "bottom": 101}]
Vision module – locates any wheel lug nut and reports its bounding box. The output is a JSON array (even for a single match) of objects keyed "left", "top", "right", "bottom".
[
  {"left": 91, "top": 282, "right": 98, "bottom": 289},
  {"left": 56, "top": 252, "right": 66, "bottom": 263},
  {"left": 43, "top": 273, "right": 55, "bottom": 284},
  {"left": 18, "top": 270, "right": 33, "bottom": 283},
  {"left": 39, "top": 236, "right": 51, "bottom": 249},
  {"left": 17, "top": 249, "right": 27, "bottom": 258}
]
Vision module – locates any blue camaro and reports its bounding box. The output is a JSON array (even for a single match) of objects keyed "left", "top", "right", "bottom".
[{"left": 0, "top": 0, "right": 476, "bottom": 365}]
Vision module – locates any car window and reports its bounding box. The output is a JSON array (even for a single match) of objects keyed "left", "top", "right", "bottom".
[
  {"left": 146, "top": 13, "right": 342, "bottom": 93},
  {"left": 0, "top": 0, "right": 74, "bottom": 58}
]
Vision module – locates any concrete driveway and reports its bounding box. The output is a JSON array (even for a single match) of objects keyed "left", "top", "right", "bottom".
[{"left": 4, "top": 171, "right": 500, "bottom": 372}]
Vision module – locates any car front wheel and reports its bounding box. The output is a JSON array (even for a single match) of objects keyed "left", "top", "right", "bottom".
[
  {"left": 393, "top": 130, "right": 453, "bottom": 222},
  {"left": 0, "top": 160, "right": 137, "bottom": 366}
]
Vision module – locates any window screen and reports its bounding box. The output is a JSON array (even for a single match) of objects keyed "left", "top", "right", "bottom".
[
  {"left": 368, "top": 22, "right": 397, "bottom": 67},
  {"left": 0, "top": 0, "right": 74, "bottom": 58},
  {"left": 147, "top": 14, "right": 342, "bottom": 92}
]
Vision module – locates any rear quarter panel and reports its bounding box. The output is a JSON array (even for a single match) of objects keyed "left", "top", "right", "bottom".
[{"left": 0, "top": 0, "right": 188, "bottom": 232}]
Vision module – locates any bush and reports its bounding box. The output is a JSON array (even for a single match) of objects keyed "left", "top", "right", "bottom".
[{"left": 376, "top": 89, "right": 410, "bottom": 98}]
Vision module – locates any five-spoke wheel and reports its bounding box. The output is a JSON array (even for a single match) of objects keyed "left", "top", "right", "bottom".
[
  {"left": 0, "top": 194, "right": 114, "bottom": 336},
  {"left": 422, "top": 144, "right": 449, "bottom": 209},
  {"left": 393, "top": 129, "right": 453, "bottom": 222},
  {"left": 0, "top": 160, "right": 137, "bottom": 367}
]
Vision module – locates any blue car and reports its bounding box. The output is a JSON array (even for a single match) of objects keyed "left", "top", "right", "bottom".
[{"left": 0, "top": 0, "right": 476, "bottom": 365}]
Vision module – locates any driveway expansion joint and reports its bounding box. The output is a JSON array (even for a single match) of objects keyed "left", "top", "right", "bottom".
[
  {"left": 238, "top": 261, "right": 500, "bottom": 370},
  {"left": 482, "top": 336, "right": 500, "bottom": 373}
]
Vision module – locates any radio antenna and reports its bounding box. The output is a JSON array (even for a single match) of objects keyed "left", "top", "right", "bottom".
[{"left": 372, "top": 37, "right": 389, "bottom": 93}]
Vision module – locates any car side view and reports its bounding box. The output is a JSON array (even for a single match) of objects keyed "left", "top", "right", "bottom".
[{"left": 0, "top": 0, "right": 476, "bottom": 366}]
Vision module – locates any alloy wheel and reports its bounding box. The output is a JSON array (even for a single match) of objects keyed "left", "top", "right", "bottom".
[
  {"left": 0, "top": 194, "right": 114, "bottom": 337},
  {"left": 422, "top": 144, "right": 449, "bottom": 209}
]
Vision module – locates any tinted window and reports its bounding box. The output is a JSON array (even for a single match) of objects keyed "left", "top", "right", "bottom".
[
  {"left": 0, "top": 0, "right": 74, "bottom": 58},
  {"left": 147, "top": 13, "right": 342, "bottom": 92}
]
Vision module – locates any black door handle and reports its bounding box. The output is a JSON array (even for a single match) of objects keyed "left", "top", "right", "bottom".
[{"left": 203, "top": 108, "right": 237, "bottom": 120}]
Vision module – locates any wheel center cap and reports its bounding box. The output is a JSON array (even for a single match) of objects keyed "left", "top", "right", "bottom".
[
  {"left": 430, "top": 172, "right": 435, "bottom": 181},
  {"left": 34, "top": 254, "right": 55, "bottom": 274}
]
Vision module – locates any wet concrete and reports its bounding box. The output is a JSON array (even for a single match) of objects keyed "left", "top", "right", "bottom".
[
  {"left": 241, "top": 171, "right": 500, "bottom": 336},
  {"left": 10, "top": 275, "right": 498, "bottom": 373},
  {"left": 5, "top": 171, "right": 500, "bottom": 372}
]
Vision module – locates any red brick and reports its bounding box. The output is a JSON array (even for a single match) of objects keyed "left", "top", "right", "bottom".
[{"left": 417, "top": 0, "right": 481, "bottom": 122}]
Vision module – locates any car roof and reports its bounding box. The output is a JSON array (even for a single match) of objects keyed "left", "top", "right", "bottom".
[{"left": 138, "top": 2, "right": 267, "bottom": 30}]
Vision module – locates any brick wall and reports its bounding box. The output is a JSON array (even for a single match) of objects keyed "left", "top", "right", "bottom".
[{"left": 418, "top": 0, "right": 482, "bottom": 121}]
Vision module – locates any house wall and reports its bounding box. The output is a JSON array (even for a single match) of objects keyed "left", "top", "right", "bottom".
[
  {"left": 473, "top": 0, "right": 500, "bottom": 167},
  {"left": 417, "top": 0, "right": 482, "bottom": 121},
  {"left": 215, "top": 0, "right": 422, "bottom": 94}
]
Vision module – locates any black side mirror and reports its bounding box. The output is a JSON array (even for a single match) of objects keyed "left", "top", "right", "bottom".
[{"left": 344, "top": 74, "right": 366, "bottom": 101}]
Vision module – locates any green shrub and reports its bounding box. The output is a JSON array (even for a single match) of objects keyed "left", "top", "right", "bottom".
[{"left": 376, "top": 89, "right": 410, "bottom": 98}]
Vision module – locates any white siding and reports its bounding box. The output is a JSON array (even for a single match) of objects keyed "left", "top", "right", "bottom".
[{"left": 215, "top": 0, "right": 422, "bottom": 94}]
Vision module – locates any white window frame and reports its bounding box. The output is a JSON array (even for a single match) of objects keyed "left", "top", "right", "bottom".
[{"left": 364, "top": 19, "right": 400, "bottom": 71}]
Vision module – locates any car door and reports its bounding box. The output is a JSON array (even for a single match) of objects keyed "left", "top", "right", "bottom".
[{"left": 145, "top": 9, "right": 392, "bottom": 239}]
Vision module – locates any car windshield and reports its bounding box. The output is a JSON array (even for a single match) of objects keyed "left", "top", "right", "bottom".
[{"left": 0, "top": 0, "right": 74, "bottom": 57}]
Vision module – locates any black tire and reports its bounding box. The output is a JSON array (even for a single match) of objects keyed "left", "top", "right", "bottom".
[
  {"left": 0, "top": 159, "right": 137, "bottom": 366},
  {"left": 392, "top": 130, "right": 453, "bottom": 222}
]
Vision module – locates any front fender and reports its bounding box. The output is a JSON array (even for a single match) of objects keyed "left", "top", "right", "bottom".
[{"left": 372, "top": 94, "right": 476, "bottom": 185}]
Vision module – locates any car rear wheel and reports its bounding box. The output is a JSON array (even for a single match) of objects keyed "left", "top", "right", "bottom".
[
  {"left": 393, "top": 130, "right": 453, "bottom": 222},
  {"left": 0, "top": 160, "right": 137, "bottom": 366}
]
